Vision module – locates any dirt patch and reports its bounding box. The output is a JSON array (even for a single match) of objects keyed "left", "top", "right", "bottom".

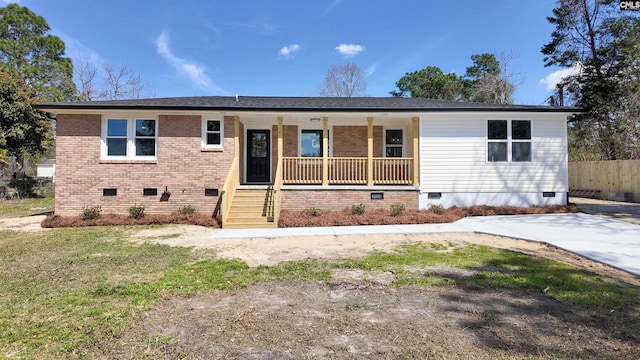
[
  {"left": 0, "top": 214, "right": 49, "bottom": 232},
  {"left": 108, "top": 279, "right": 639, "bottom": 359}
]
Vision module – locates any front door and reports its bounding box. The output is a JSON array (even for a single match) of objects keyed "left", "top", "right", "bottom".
[{"left": 246, "top": 129, "right": 271, "bottom": 183}]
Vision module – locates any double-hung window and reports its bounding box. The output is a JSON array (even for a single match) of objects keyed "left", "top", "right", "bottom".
[
  {"left": 202, "top": 119, "right": 223, "bottom": 148},
  {"left": 487, "top": 120, "right": 531, "bottom": 162},
  {"left": 385, "top": 129, "right": 403, "bottom": 157},
  {"left": 103, "top": 117, "right": 157, "bottom": 159}
]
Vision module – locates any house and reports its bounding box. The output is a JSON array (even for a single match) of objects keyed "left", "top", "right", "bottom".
[
  {"left": 36, "top": 159, "right": 56, "bottom": 182},
  {"left": 37, "top": 96, "right": 581, "bottom": 228}
]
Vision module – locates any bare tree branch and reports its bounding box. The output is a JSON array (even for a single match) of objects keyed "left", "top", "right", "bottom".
[
  {"left": 318, "top": 62, "right": 368, "bottom": 97},
  {"left": 75, "top": 61, "right": 155, "bottom": 100}
]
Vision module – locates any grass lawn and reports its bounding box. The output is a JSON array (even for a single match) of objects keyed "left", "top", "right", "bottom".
[
  {"left": 0, "top": 196, "right": 54, "bottom": 218},
  {"left": 2, "top": 226, "right": 640, "bottom": 358}
]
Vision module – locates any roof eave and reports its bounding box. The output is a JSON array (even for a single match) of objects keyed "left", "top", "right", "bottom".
[{"left": 35, "top": 103, "right": 586, "bottom": 113}]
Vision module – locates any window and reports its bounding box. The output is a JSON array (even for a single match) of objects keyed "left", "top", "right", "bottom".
[
  {"left": 487, "top": 120, "right": 531, "bottom": 162},
  {"left": 135, "top": 120, "right": 156, "bottom": 156},
  {"left": 385, "top": 129, "right": 403, "bottom": 157},
  {"left": 103, "top": 117, "right": 157, "bottom": 159},
  {"left": 106, "top": 119, "right": 128, "bottom": 156},
  {"left": 143, "top": 188, "right": 158, "bottom": 196},
  {"left": 487, "top": 120, "right": 507, "bottom": 162},
  {"left": 300, "top": 130, "right": 329, "bottom": 157},
  {"left": 511, "top": 120, "right": 531, "bottom": 162},
  {"left": 202, "top": 119, "right": 223, "bottom": 148}
]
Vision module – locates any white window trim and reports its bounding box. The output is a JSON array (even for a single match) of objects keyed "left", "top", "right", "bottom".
[
  {"left": 201, "top": 118, "right": 224, "bottom": 149},
  {"left": 101, "top": 115, "right": 158, "bottom": 160},
  {"left": 486, "top": 119, "right": 532, "bottom": 163},
  {"left": 299, "top": 127, "right": 331, "bottom": 157},
  {"left": 384, "top": 128, "right": 405, "bottom": 158}
]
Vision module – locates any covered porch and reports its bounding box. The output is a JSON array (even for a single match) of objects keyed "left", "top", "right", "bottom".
[{"left": 221, "top": 114, "right": 420, "bottom": 228}]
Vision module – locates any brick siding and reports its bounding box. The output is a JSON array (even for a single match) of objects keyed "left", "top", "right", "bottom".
[
  {"left": 333, "top": 126, "right": 383, "bottom": 157},
  {"left": 54, "top": 114, "right": 235, "bottom": 216},
  {"left": 281, "top": 188, "right": 418, "bottom": 211}
]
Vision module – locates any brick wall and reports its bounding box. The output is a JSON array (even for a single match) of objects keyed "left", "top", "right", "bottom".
[
  {"left": 332, "top": 126, "right": 383, "bottom": 157},
  {"left": 281, "top": 188, "right": 418, "bottom": 211},
  {"left": 54, "top": 113, "right": 235, "bottom": 216}
]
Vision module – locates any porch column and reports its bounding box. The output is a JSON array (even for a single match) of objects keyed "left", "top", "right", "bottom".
[
  {"left": 277, "top": 116, "right": 283, "bottom": 183},
  {"left": 412, "top": 117, "right": 419, "bottom": 186},
  {"left": 322, "top": 117, "right": 329, "bottom": 186},
  {"left": 234, "top": 116, "right": 240, "bottom": 160},
  {"left": 367, "top": 117, "right": 374, "bottom": 186},
  {"left": 277, "top": 116, "right": 283, "bottom": 161}
]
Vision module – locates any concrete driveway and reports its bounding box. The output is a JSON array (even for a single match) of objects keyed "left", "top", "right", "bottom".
[{"left": 455, "top": 213, "right": 640, "bottom": 276}]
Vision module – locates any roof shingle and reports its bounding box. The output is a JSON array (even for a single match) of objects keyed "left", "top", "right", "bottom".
[{"left": 36, "top": 96, "right": 583, "bottom": 113}]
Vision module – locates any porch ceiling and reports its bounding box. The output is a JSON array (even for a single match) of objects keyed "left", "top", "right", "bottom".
[{"left": 238, "top": 113, "right": 412, "bottom": 126}]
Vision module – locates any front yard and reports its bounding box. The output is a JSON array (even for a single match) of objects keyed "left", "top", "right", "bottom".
[{"left": 1, "top": 223, "right": 639, "bottom": 358}]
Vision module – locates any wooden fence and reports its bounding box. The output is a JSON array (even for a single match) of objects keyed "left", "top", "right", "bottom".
[{"left": 568, "top": 160, "right": 640, "bottom": 202}]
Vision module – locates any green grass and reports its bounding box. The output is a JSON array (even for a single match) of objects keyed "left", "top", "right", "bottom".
[
  {"left": 0, "top": 196, "right": 54, "bottom": 218},
  {"left": 337, "top": 242, "right": 640, "bottom": 308},
  {"left": 0, "top": 226, "right": 330, "bottom": 358},
  {"left": 1, "top": 228, "right": 639, "bottom": 359}
]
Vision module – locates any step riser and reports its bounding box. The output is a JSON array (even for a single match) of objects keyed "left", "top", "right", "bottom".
[{"left": 224, "top": 189, "right": 276, "bottom": 229}]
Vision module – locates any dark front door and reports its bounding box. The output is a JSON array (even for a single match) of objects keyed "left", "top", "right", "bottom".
[{"left": 246, "top": 129, "right": 271, "bottom": 183}]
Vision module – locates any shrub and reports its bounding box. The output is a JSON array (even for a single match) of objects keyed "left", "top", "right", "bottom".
[
  {"left": 9, "top": 176, "right": 37, "bottom": 198},
  {"left": 128, "top": 204, "right": 145, "bottom": 219},
  {"left": 81, "top": 205, "right": 102, "bottom": 220},
  {"left": 178, "top": 205, "right": 196, "bottom": 215},
  {"left": 351, "top": 203, "right": 366, "bottom": 215},
  {"left": 429, "top": 204, "right": 446, "bottom": 215},
  {"left": 305, "top": 207, "right": 321, "bottom": 217},
  {"left": 390, "top": 203, "right": 406, "bottom": 217}
]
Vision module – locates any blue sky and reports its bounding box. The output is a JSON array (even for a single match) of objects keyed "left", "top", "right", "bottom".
[{"left": 7, "top": 0, "right": 573, "bottom": 105}]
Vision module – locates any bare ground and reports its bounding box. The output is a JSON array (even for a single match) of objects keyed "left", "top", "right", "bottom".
[
  {"left": 108, "top": 278, "right": 639, "bottom": 359},
  {"left": 3, "top": 201, "right": 640, "bottom": 358}
]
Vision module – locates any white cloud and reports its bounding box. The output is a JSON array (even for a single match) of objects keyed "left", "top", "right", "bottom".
[
  {"left": 336, "top": 43, "right": 365, "bottom": 57},
  {"left": 365, "top": 61, "right": 380, "bottom": 76},
  {"left": 155, "top": 31, "right": 212, "bottom": 89},
  {"left": 540, "top": 63, "right": 583, "bottom": 91},
  {"left": 279, "top": 44, "right": 300, "bottom": 58},
  {"left": 320, "top": 0, "right": 345, "bottom": 17}
]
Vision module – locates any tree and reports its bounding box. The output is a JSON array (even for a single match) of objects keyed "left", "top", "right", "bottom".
[
  {"left": 463, "top": 53, "right": 515, "bottom": 104},
  {"left": 542, "top": 0, "right": 640, "bottom": 160},
  {"left": 76, "top": 57, "right": 154, "bottom": 100},
  {"left": 390, "top": 66, "right": 465, "bottom": 100},
  {"left": 318, "top": 62, "right": 367, "bottom": 97},
  {"left": 0, "top": 4, "right": 76, "bottom": 101},
  {"left": 0, "top": 65, "right": 52, "bottom": 168},
  {"left": 390, "top": 53, "right": 516, "bottom": 104}
]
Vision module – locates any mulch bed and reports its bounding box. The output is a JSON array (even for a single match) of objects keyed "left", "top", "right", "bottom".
[
  {"left": 41, "top": 213, "right": 220, "bottom": 228},
  {"left": 278, "top": 205, "right": 580, "bottom": 227},
  {"left": 40, "top": 205, "right": 579, "bottom": 229}
]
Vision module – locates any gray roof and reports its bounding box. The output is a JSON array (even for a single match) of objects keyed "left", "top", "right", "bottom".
[{"left": 37, "top": 96, "right": 583, "bottom": 113}]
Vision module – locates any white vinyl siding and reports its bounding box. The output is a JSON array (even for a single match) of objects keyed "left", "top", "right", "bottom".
[{"left": 419, "top": 113, "right": 568, "bottom": 194}]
